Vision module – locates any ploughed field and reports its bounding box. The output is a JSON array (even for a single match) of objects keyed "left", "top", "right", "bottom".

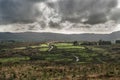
[{"left": 0, "top": 42, "right": 120, "bottom": 80}]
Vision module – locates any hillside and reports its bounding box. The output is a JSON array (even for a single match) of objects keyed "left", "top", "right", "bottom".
[{"left": 0, "top": 31, "right": 120, "bottom": 41}]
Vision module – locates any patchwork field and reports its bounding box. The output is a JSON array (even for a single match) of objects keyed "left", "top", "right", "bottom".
[{"left": 0, "top": 41, "right": 120, "bottom": 80}]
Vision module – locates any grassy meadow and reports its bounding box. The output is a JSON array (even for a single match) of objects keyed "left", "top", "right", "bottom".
[{"left": 0, "top": 41, "right": 120, "bottom": 80}]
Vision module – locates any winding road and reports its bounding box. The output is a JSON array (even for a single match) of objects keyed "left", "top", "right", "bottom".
[{"left": 74, "top": 55, "right": 79, "bottom": 62}]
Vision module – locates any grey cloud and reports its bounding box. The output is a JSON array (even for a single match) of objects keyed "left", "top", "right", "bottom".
[
  {"left": 0, "top": 0, "right": 44, "bottom": 24},
  {"left": 54, "top": 0, "right": 117, "bottom": 24},
  {"left": 110, "top": 8, "right": 120, "bottom": 23},
  {"left": 0, "top": 0, "right": 119, "bottom": 25}
]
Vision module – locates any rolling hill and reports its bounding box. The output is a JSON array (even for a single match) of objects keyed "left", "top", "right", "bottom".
[{"left": 0, "top": 31, "right": 120, "bottom": 42}]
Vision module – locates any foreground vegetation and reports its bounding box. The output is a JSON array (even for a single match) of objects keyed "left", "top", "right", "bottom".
[
  {"left": 0, "top": 62, "right": 119, "bottom": 80},
  {"left": 0, "top": 41, "right": 120, "bottom": 80}
]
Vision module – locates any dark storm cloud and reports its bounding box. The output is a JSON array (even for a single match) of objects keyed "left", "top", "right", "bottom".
[
  {"left": 0, "top": 0, "right": 45, "bottom": 24},
  {"left": 110, "top": 8, "right": 120, "bottom": 23},
  {"left": 55, "top": 0, "right": 117, "bottom": 24},
  {"left": 0, "top": 0, "right": 118, "bottom": 25}
]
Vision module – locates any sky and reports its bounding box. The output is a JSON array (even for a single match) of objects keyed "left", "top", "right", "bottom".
[{"left": 0, "top": 0, "right": 120, "bottom": 34}]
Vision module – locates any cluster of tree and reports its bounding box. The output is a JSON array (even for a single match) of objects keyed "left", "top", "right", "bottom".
[
  {"left": 112, "top": 47, "right": 120, "bottom": 51},
  {"left": 73, "top": 40, "right": 112, "bottom": 46},
  {"left": 80, "top": 40, "right": 120, "bottom": 46},
  {"left": 73, "top": 41, "right": 79, "bottom": 46},
  {"left": 81, "top": 42, "right": 97, "bottom": 46},
  {"left": 116, "top": 40, "right": 120, "bottom": 44},
  {"left": 98, "top": 40, "right": 112, "bottom": 45}
]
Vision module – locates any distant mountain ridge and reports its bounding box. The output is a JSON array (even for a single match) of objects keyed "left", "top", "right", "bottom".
[{"left": 0, "top": 31, "right": 120, "bottom": 42}]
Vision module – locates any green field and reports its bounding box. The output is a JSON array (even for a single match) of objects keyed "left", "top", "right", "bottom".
[
  {"left": 0, "top": 42, "right": 120, "bottom": 80},
  {"left": 0, "top": 57, "right": 30, "bottom": 63}
]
